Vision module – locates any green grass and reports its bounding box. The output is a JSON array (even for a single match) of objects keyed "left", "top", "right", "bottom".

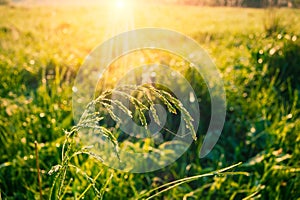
[{"left": 0, "top": 3, "right": 300, "bottom": 199}]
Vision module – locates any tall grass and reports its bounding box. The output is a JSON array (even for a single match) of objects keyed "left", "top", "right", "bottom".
[
  {"left": 48, "top": 84, "right": 198, "bottom": 199},
  {"left": 0, "top": 5, "right": 300, "bottom": 199}
]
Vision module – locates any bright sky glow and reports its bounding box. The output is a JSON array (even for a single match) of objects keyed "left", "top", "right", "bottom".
[{"left": 116, "top": 0, "right": 125, "bottom": 8}]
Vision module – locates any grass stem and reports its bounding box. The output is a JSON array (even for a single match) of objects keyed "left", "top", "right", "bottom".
[{"left": 35, "top": 141, "right": 43, "bottom": 200}]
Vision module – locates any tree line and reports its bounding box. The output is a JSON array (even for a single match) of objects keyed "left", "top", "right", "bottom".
[{"left": 164, "top": 0, "right": 300, "bottom": 7}]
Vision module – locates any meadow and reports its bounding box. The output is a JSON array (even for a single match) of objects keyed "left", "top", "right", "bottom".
[{"left": 0, "top": 2, "right": 300, "bottom": 199}]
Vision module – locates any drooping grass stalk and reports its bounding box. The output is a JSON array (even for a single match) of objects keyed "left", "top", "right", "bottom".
[
  {"left": 49, "top": 84, "right": 197, "bottom": 199},
  {"left": 138, "top": 162, "right": 249, "bottom": 200}
]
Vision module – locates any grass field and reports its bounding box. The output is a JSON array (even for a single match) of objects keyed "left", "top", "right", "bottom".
[{"left": 0, "top": 2, "right": 300, "bottom": 199}]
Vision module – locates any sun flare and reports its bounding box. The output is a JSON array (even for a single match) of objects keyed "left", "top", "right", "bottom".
[{"left": 116, "top": 0, "right": 125, "bottom": 8}]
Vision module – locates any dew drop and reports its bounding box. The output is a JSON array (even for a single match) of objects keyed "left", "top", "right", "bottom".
[
  {"left": 29, "top": 60, "right": 35, "bottom": 65},
  {"left": 72, "top": 86, "right": 78, "bottom": 93},
  {"left": 189, "top": 92, "right": 195, "bottom": 103}
]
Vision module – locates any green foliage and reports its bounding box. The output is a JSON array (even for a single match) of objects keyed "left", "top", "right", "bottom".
[
  {"left": 0, "top": 4, "right": 300, "bottom": 199},
  {"left": 263, "top": 9, "right": 284, "bottom": 36},
  {"left": 48, "top": 84, "right": 198, "bottom": 199},
  {"left": 251, "top": 34, "right": 300, "bottom": 92}
]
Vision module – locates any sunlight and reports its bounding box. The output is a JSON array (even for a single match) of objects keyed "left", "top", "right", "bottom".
[
  {"left": 105, "top": 0, "right": 135, "bottom": 38},
  {"left": 116, "top": 0, "right": 125, "bottom": 8},
  {"left": 100, "top": 0, "right": 136, "bottom": 86}
]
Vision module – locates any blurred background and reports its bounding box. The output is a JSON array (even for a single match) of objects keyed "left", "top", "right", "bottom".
[{"left": 0, "top": 0, "right": 299, "bottom": 199}]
